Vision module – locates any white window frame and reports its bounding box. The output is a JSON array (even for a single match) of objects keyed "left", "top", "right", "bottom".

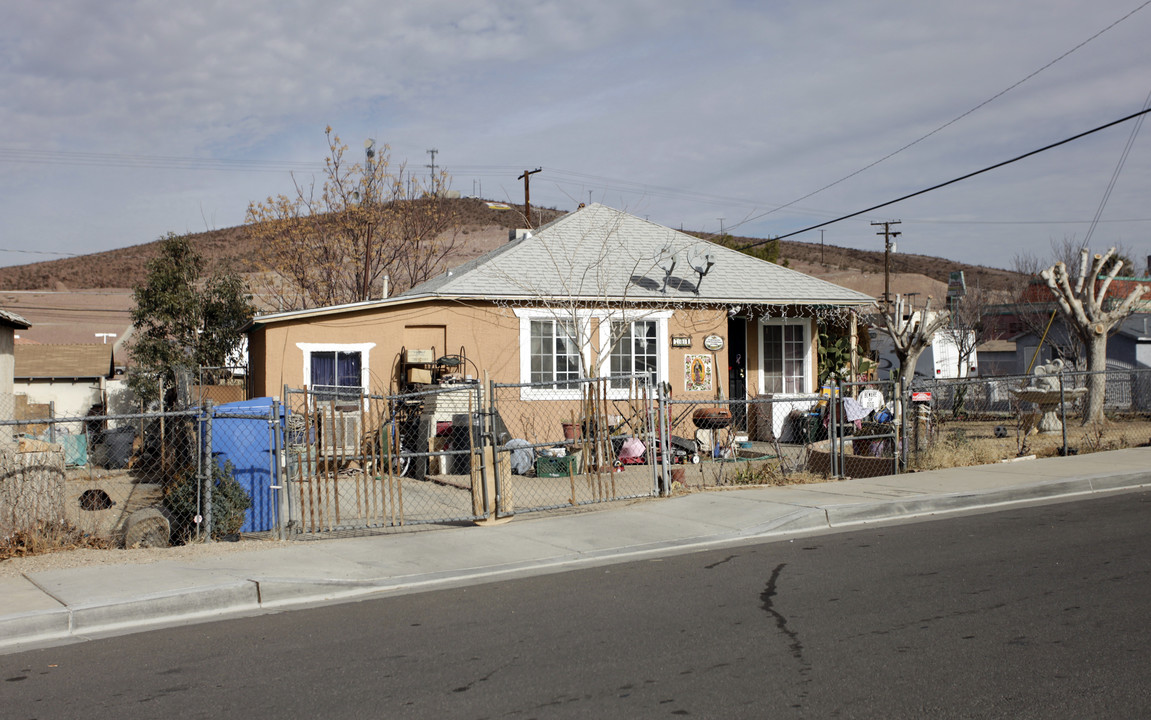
[
  {"left": 297, "top": 342, "right": 376, "bottom": 405},
  {"left": 758, "top": 318, "right": 813, "bottom": 396},
  {"left": 514, "top": 308, "right": 669, "bottom": 400},
  {"left": 515, "top": 308, "right": 595, "bottom": 400},
  {"left": 597, "top": 310, "right": 670, "bottom": 399}
]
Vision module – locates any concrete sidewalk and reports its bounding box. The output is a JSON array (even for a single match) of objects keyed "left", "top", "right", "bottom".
[{"left": 3, "top": 447, "right": 1149, "bottom": 655}]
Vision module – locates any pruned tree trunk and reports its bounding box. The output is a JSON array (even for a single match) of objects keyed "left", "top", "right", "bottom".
[
  {"left": 1039, "top": 247, "right": 1147, "bottom": 426},
  {"left": 1084, "top": 333, "right": 1108, "bottom": 424}
]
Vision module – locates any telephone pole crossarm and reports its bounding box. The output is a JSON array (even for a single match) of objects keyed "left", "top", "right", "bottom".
[{"left": 872, "top": 220, "right": 902, "bottom": 311}]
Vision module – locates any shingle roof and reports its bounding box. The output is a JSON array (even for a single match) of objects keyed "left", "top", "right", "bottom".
[
  {"left": 0, "top": 308, "right": 31, "bottom": 329},
  {"left": 14, "top": 344, "right": 114, "bottom": 379},
  {"left": 399, "top": 204, "right": 875, "bottom": 307}
]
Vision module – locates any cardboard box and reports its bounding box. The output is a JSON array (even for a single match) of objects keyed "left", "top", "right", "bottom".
[
  {"left": 407, "top": 367, "right": 434, "bottom": 384},
  {"left": 406, "top": 348, "right": 435, "bottom": 364}
]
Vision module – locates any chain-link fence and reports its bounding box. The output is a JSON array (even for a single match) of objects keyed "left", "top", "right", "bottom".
[
  {"left": 906, "top": 367, "right": 1151, "bottom": 468},
  {"left": 0, "top": 402, "right": 229, "bottom": 551},
  {"left": 7, "top": 366, "right": 1148, "bottom": 551}
]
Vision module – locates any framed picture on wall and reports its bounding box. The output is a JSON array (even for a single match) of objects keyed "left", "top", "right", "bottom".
[{"left": 685, "top": 354, "right": 713, "bottom": 392}]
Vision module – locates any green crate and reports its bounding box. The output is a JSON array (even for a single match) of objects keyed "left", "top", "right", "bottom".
[{"left": 536, "top": 454, "right": 578, "bottom": 477}]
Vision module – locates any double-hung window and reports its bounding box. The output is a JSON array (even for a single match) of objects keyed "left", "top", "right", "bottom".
[
  {"left": 762, "top": 321, "right": 810, "bottom": 394},
  {"left": 530, "top": 319, "right": 581, "bottom": 389},
  {"left": 609, "top": 320, "right": 658, "bottom": 388}
]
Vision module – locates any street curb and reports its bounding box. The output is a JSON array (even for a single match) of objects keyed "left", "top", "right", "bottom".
[
  {"left": 0, "top": 581, "right": 261, "bottom": 652},
  {"left": 2, "top": 471, "right": 1149, "bottom": 654}
]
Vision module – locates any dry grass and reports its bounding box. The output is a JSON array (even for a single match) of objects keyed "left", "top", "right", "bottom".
[
  {"left": 907, "top": 416, "right": 1151, "bottom": 471},
  {"left": 0, "top": 519, "right": 111, "bottom": 561}
]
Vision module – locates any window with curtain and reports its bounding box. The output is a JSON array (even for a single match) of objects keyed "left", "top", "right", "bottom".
[
  {"left": 530, "top": 319, "right": 581, "bottom": 388},
  {"left": 311, "top": 350, "right": 362, "bottom": 401},
  {"left": 763, "top": 322, "right": 807, "bottom": 393},
  {"left": 609, "top": 320, "right": 658, "bottom": 388}
]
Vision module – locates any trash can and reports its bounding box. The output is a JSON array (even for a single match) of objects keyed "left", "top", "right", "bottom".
[{"left": 101, "top": 426, "right": 136, "bottom": 469}]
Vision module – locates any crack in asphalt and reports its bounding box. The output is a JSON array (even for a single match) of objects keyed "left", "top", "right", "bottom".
[
  {"left": 761, "top": 563, "right": 812, "bottom": 700},
  {"left": 705, "top": 554, "right": 737, "bottom": 569}
]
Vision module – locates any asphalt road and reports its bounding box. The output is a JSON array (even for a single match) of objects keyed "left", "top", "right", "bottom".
[{"left": 5, "top": 489, "right": 1151, "bottom": 719}]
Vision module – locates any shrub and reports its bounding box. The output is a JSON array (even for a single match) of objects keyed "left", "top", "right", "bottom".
[{"left": 163, "top": 459, "right": 251, "bottom": 543}]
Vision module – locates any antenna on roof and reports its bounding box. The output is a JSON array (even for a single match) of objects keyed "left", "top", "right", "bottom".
[
  {"left": 655, "top": 245, "right": 677, "bottom": 294},
  {"left": 688, "top": 250, "right": 715, "bottom": 295}
]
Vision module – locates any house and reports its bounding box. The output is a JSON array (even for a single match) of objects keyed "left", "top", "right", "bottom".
[
  {"left": 245, "top": 204, "right": 875, "bottom": 440},
  {"left": 13, "top": 343, "right": 118, "bottom": 419},
  {"left": 0, "top": 309, "right": 32, "bottom": 423},
  {"left": 974, "top": 312, "right": 1151, "bottom": 377}
]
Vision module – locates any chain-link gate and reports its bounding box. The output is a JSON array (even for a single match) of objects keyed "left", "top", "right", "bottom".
[
  {"left": 488, "top": 375, "right": 661, "bottom": 516},
  {"left": 281, "top": 384, "right": 488, "bottom": 536}
]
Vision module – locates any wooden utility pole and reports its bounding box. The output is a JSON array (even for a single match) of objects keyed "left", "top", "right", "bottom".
[
  {"left": 426, "top": 148, "right": 439, "bottom": 194},
  {"left": 518, "top": 168, "right": 542, "bottom": 227},
  {"left": 872, "top": 220, "right": 902, "bottom": 310}
]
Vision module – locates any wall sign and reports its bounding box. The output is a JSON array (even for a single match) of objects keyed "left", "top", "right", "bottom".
[
  {"left": 703, "top": 334, "right": 725, "bottom": 351},
  {"left": 671, "top": 335, "right": 692, "bottom": 348}
]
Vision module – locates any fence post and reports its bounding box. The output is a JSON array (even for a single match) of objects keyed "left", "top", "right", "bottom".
[
  {"left": 485, "top": 371, "right": 498, "bottom": 516},
  {"left": 657, "top": 382, "right": 671, "bottom": 496},
  {"left": 48, "top": 401, "right": 56, "bottom": 444},
  {"left": 203, "top": 402, "right": 214, "bottom": 541},
  {"left": 270, "top": 398, "right": 285, "bottom": 540},
  {"left": 829, "top": 381, "right": 839, "bottom": 478},
  {"left": 1059, "top": 369, "right": 1068, "bottom": 456},
  {"left": 899, "top": 376, "right": 907, "bottom": 471},
  {"left": 476, "top": 383, "right": 490, "bottom": 519}
]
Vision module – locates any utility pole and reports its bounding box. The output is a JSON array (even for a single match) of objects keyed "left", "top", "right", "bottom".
[
  {"left": 872, "top": 220, "right": 902, "bottom": 311},
  {"left": 718, "top": 218, "right": 725, "bottom": 235},
  {"left": 819, "top": 229, "right": 825, "bottom": 265},
  {"left": 518, "top": 167, "right": 542, "bottom": 227},
  {"left": 426, "top": 148, "right": 439, "bottom": 195}
]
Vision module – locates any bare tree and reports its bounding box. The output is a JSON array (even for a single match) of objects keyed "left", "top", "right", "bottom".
[
  {"left": 875, "top": 294, "right": 950, "bottom": 382},
  {"left": 1039, "top": 246, "right": 1148, "bottom": 424},
  {"left": 246, "top": 127, "right": 461, "bottom": 311}
]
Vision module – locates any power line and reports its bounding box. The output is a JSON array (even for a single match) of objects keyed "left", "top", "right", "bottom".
[
  {"left": 741, "top": 105, "right": 1151, "bottom": 248},
  {"left": 1083, "top": 88, "right": 1151, "bottom": 246},
  {"left": 728, "top": 0, "right": 1151, "bottom": 232}
]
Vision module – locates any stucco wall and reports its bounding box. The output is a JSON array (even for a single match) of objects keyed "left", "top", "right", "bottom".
[{"left": 14, "top": 379, "right": 104, "bottom": 418}]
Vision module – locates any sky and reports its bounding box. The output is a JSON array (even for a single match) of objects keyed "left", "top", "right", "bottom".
[{"left": 2, "top": 0, "right": 1150, "bottom": 274}]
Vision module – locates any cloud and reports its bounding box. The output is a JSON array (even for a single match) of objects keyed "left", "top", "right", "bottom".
[{"left": 0, "top": 0, "right": 1148, "bottom": 271}]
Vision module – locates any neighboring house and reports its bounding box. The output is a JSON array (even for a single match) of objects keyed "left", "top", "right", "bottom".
[
  {"left": 0, "top": 309, "right": 32, "bottom": 423},
  {"left": 974, "top": 312, "right": 1151, "bottom": 377},
  {"left": 14, "top": 343, "right": 118, "bottom": 419},
  {"left": 246, "top": 204, "right": 875, "bottom": 440}
]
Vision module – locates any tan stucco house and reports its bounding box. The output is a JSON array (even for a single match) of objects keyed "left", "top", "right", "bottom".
[{"left": 246, "top": 204, "right": 874, "bottom": 437}]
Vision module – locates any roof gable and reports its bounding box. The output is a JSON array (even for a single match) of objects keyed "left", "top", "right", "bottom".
[
  {"left": 400, "top": 204, "right": 874, "bottom": 307},
  {"left": 15, "top": 344, "right": 114, "bottom": 379}
]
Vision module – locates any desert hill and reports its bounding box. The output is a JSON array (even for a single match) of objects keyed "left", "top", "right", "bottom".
[{"left": 0, "top": 198, "right": 1020, "bottom": 295}]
